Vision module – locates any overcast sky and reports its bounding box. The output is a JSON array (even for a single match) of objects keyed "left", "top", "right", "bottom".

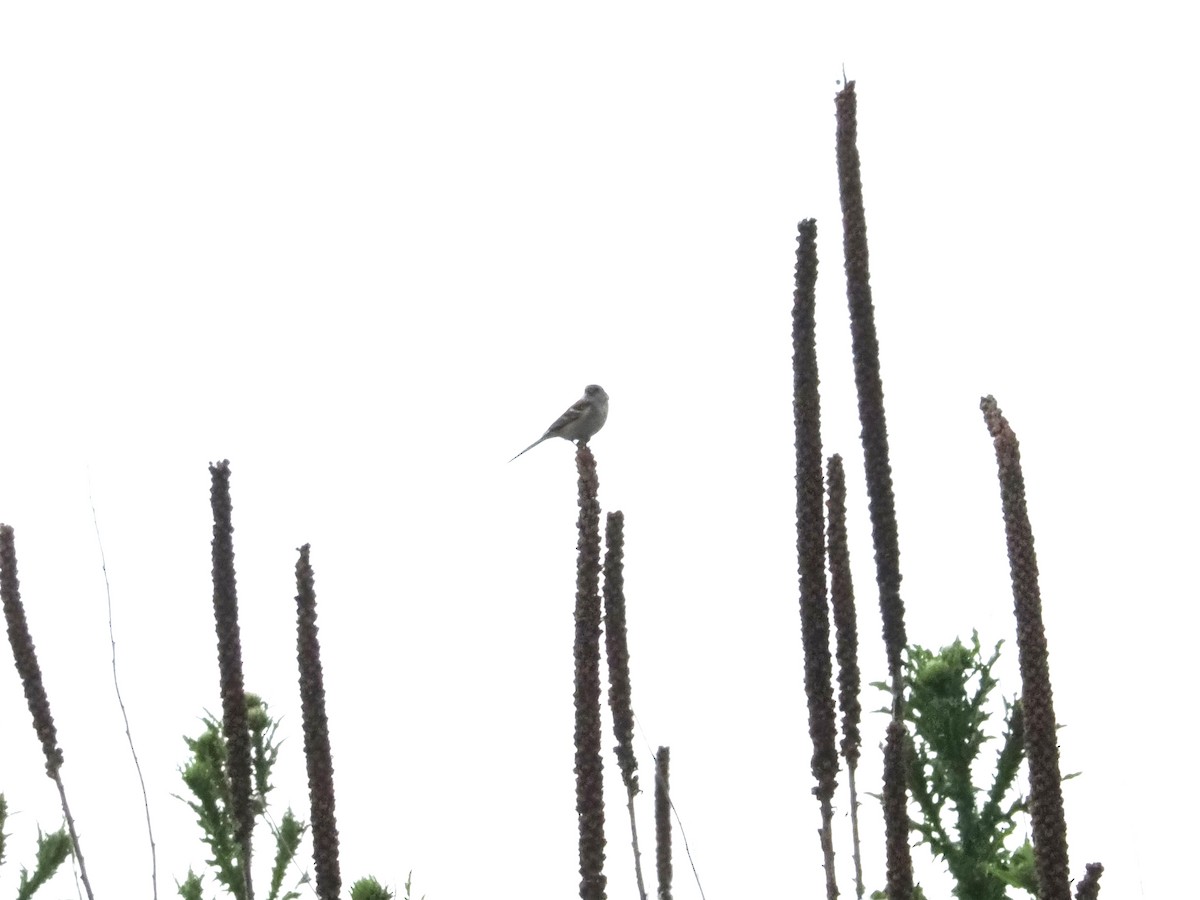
[{"left": 1, "top": 4, "right": 1195, "bottom": 900}]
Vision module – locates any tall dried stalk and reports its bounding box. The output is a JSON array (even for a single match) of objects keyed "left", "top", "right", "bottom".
[
  {"left": 834, "top": 81, "right": 908, "bottom": 693},
  {"left": 834, "top": 80, "right": 913, "bottom": 900},
  {"left": 602, "top": 511, "right": 647, "bottom": 900},
  {"left": 1075, "top": 863, "right": 1104, "bottom": 900},
  {"left": 573, "top": 444, "right": 608, "bottom": 900},
  {"left": 980, "top": 397, "right": 1071, "bottom": 900},
  {"left": 0, "top": 524, "right": 95, "bottom": 900},
  {"left": 295, "top": 543, "right": 342, "bottom": 900},
  {"left": 209, "top": 460, "right": 255, "bottom": 899},
  {"left": 653, "top": 747, "right": 672, "bottom": 900},
  {"left": 881, "top": 719, "right": 914, "bottom": 900},
  {"left": 825, "top": 454, "right": 864, "bottom": 900},
  {"left": 792, "top": 216, "right": 839, "bottom": 900}
]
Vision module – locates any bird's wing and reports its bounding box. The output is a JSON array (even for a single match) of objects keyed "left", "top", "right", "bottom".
[
  {"left": 509, "top": 396, "right": 590, "bottom": 462},
  {"left": 544, "top": 398, "right": 589, "bottom": 435}
]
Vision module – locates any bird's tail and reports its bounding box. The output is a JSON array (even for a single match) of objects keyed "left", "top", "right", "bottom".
[{"left": 508, "top": 436, "right": 547, "bottom": 462}]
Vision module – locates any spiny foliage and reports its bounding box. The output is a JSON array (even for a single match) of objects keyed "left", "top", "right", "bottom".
[
  {"left": 884, "top": 634, "right": 1034, "bottom": 900},
  {"left": 175, "top": 694, "right": 307, "bottom": 900},
  {"left": 10, "top": 824, "right": 72, "bottom": 900}
]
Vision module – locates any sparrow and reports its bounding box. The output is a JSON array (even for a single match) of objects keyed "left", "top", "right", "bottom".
[{"left": 510, "top": 384, "right": 609, "bottom": 461}]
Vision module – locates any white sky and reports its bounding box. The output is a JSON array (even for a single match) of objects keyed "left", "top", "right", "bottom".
[{"left": 1, "top": 4, "right": 1195, "bottom": 899}]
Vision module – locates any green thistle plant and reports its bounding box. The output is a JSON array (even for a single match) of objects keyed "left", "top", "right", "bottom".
[
  {"left": 0, "top": 794, "right": 72, "bottom": 900},
  {"left": 349, "top": 876, "right": 394, "bottom": 900},
  {"left": 880, "top": 633, "right": 1032, "bottom": 900},
  {"left": 175, "top": 694, "right": 308, "bottom": 900}
]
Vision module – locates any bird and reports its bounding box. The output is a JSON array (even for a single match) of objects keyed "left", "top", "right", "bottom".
[{"left": 510, "top": 384, "right": 609, "bottom": 461}]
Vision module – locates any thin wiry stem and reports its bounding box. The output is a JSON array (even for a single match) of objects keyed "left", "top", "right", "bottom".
[{"left": 91, "top": 494, "right": 158, "bottom": 900}]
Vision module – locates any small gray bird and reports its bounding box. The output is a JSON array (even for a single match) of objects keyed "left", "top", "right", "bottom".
[{"left": 510, "top": 384, "right": 609, "bottom": 461}]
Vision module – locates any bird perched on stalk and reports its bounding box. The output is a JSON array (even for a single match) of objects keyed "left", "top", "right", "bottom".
[{"left": 510, "top": 384, "right": 609, "bottom": 461}]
